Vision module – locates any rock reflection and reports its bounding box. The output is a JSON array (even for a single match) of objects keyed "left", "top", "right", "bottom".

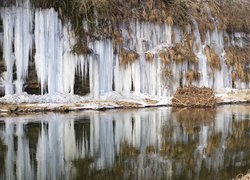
[{"left": 0, "top": 106, "right": 250, "bottom": 179}]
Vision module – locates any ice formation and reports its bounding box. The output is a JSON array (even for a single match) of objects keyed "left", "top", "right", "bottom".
[{"left": 0, "top": 0, "right": 249, "bottom": 99}]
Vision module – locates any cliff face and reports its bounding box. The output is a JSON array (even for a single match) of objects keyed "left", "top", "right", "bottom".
[{"left": 0, "top": 0, "right": 250, "bottom": 97}]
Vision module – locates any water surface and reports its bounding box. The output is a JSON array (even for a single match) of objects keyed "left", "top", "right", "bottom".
[{"left": 0, "top": 105, "right": 250, "bottom": 179}]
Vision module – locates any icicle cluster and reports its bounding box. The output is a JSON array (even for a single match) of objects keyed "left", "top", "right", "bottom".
[
  {"left": 0, "top": 1, "right": 32, "bottom": 94},
  {"left": 0, "top": 1, "right": 249, "bottom": 98}
]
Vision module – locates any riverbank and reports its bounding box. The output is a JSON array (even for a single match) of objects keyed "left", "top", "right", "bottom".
[{"left": 0, "top": 89, "right": 250, "bottom": 114}]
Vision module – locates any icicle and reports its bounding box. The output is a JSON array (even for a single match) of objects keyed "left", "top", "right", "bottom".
[
  {"left": 192, "top": 20, "right": 210, "bottom": 88},
  {"left": 0, "top": 7, "right": 15, "bottom": 95},
  {"left": 35, "top": 14, "right": 81, "bottom": 95},
  {"left": 88, "top": 40, "right": 114, "bottom": 98},
  {"left": 14, "top": 2, "right": 33, "bottom": 93}
]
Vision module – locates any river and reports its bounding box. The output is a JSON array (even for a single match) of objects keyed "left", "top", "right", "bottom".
[{"left": 0, "top": 105, "right": 250, "bottom": 179}]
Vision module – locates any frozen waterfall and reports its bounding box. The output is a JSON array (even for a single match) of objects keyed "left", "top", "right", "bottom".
[{"left": 0, "top": 2, "right": 249, "bottom": 98}]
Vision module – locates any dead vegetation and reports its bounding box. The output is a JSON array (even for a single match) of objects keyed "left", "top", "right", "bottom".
[
  {"left": 172, "top": 107, "right": 216, "bottom": 134},
  {"left": 145, "top": 52, "right": 154, "bottom": 62},
  {"left": 116, "top": 101, "right": 141, "bottom": 108},
  {"left": 233, "top": 170, "right": 250, "bottom": 180},
  {"left": 204, "top": 45, "right": 221, "bottom": 72},
  {"left": 161, "top": 67, "right": 174, "bottom": 88},
  {"left": 205, "top": 133, "right": 221, "bottom": 156},
  {"left": 170, "top": 43, "right": 197, "bottom": 64},
  {"left": 2, "top": 0, "right": 250, "bottom": 54},
  {"left": 185, "top": 70, "right": 200, "bottom": 85},
  {"left": 172, "top": 87, "right": 216, "bottom": 108},
  {"left": 210, "top": 0, "right": 250, "bottom": 33},
  {"left": 225, "top": 47, "right": 250, "bottom": 82},
  {"left": 158, "top": 49, "right": 170, "bottom": 64},
  {"left": 157, "top": 37, "right": 197, "bottom": 66},
  {"left": 120, "top": 48, "right": 139, "bottom": 66},
  {"left": 144, "top": 98, "right": 158, "bottom": 104}
]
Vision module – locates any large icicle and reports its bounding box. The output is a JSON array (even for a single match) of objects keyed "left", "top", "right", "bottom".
[
  {"left": 34, "top": 9, "right": 64, "bottom": 94},
  {"left": 0, "top": 0, "right": 32, "bottom": 95},
  {"left": 34, "top": 9, "right": 81, "bottom": 95},
  {"left": 88, "top": 40, "right": 114, "bottom": 98},
  {"left": 0, "top": 7, "right": 15, "bottom": 95},
  {"left": 14, "top": 1, "right": 33, "bottom": 93}
]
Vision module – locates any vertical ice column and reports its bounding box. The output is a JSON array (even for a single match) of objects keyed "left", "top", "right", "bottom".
[
  {"left": 34, "top": 10, "right": 46, "bottom": 94},
  {"left": 89, "top": 54, "right": 100, "bottom": 98},
  {"left": 62, "top": 26, "right": 78, "bottom": 94},
  {"left": 0, "top": 0, "right": 32, "bottom": 95},
  {"left": 14, "top": 2, "right": 33, "bottom": 93},
  {"left": 89, "top": 40, "right": 114, "bottom": 98},
  {"left": 96, "top": 40, "right": 113, "bottom": 94},
  {"left": 45, "top": 10, "right": 62, "bottom": 93},
  {"left": 34, "top": 9, "right": 64, "bottom": 94},
  {"left": 192, "top": 20, "right": 211, "bottom": 88},
  {"left": 206, "top": 27, "right": 229, "bottom": 89},
  {"left": 0, "top": 8, "right": 15, "bottom": 95}
]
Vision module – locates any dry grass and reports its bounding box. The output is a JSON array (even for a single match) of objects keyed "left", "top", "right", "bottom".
[
  {"left": 172, "top": 107, "right": 216, "bottom": 134},
  {"left": 168, "top": 42, "right": 198, "bottom": 64},
  {"left": 157, "top": 37, "right": 198, "bottom": 67},
  {"left": 120, "top": 48, "right": 139, "bottom": 66},
  {"left": 145, "top": 52, "right": 154, "bottom": 62},
  {"left": 173, "top": 107, "right": 216, "bottom": 123},
  {"left": 233, "top": 170, "right": 250, "bottom": 180},
  {"left": 172, "top": 87, "right": 216, "bottom": 108},
  {"left": 185, "top": 70, "right": 200, "bottom": 85},
  {"left": 206, "top": 133, "right": 221, "bottom": 156},
  {"left": 116, "top": 101, "right": 141, "bottom": 108},
  {"left": 113, "top": 30, "right": 123, "bottom": 45},
  {"left": 225, "top": 47, "right": 250, "bottom": 82},
  {"left": 158, "top": 49, "right": 170, "bottom": 64},
  {"left": 204, "top": 45, "right": 221, "bottom": 72},
  {"left": 3, "top": 0, "right": 250, "bottom": 33},
  {"left": 2, "top": 0, "right": 250, "bottom": 54},
  {"left": 120, "top": 141, "right": 139, "bottom": 157},
  {"left": 161, "top": 67, "right": 174, "bottom": 88},
  {"left": 144, "top": 98, "right": 158, "bottom": 104}
]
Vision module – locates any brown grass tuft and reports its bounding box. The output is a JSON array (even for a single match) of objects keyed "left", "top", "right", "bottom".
[
  {"left": 166, "top": 16, "right": 174, "bottom": 26},
  {"left": 204, "top": 45, "right": 221, "bottom": 71},
  {"left": 158, "top": 49, "right": 170, "bottom": 64},
  {"left": 145, "top": 52, "right": 154, "bottom": 62},
  {"left": 225, "top": 47, "right": 250, "bottom": 82},
  {"left": 120, "top": 48, "right": 139, "bottom": 66},
  {"left": 168, "top": 43, "right": 198, "bottom": 64},
  {"left": 186, "top": 70, "right": 200, "bottom": 85}
]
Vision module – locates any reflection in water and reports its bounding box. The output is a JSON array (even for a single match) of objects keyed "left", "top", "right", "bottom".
[{"left": 0, "top": 106, "right": 250, "bottom": 179}]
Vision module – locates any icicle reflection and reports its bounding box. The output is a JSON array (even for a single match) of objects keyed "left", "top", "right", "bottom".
[{"left": 0, "top": 106, "right": 250, "bottom": 179}]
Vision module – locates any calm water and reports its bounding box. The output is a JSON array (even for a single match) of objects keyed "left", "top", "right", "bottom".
[{"left": 0, "top": 105, "right": 250, "bottom": 180}]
